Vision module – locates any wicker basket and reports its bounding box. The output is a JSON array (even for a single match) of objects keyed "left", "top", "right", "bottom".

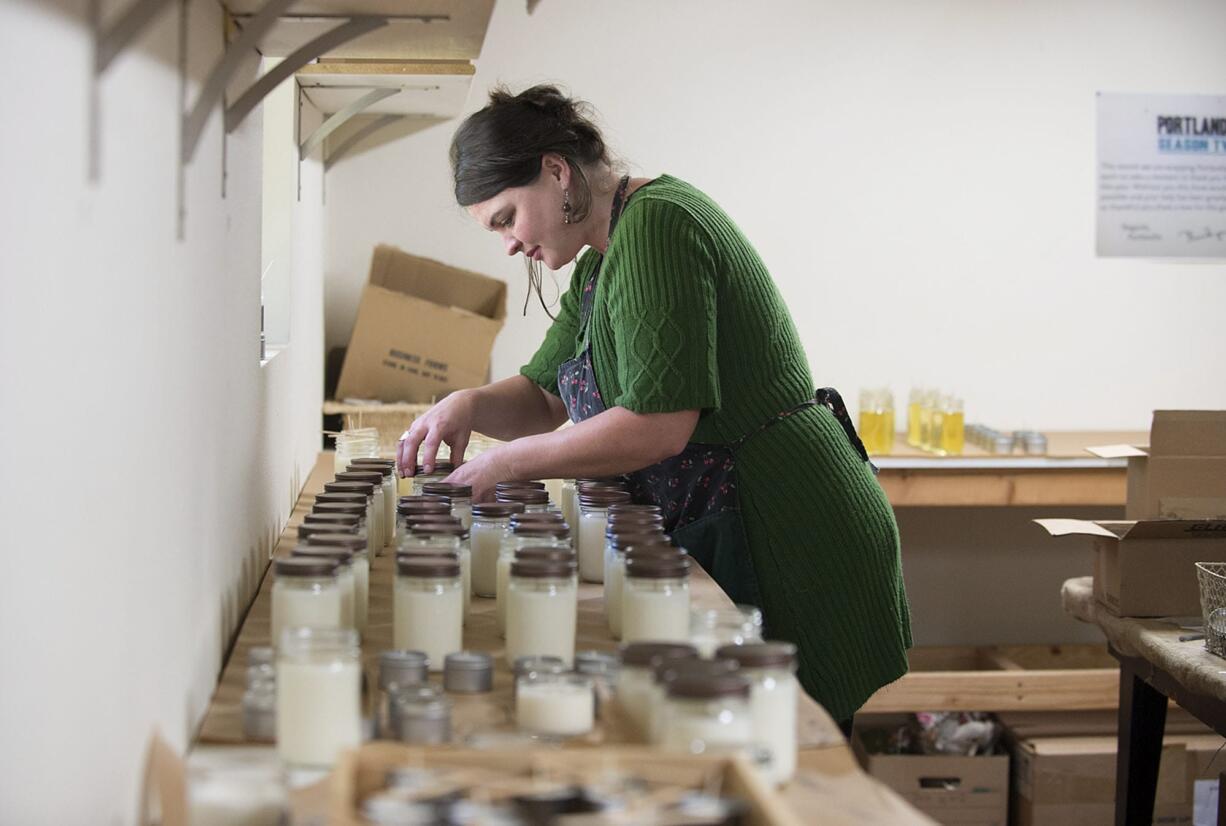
[
  {"left": 1196, "top": 562, "right": 1226, "bottom": 657},
  {"left": 323, "top": 401, "right": 431, "bottom": 456}
]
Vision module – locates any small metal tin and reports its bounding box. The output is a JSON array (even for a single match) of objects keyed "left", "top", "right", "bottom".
[
  {"left": 1024, "top": 432, "right": 1048, "bottom": 455},
  {"left": 992, "top": 434, "right": 1014, "bottom": 455},
  {"left": 393, "top": 685, "right": 452, "bottom": 745},
  {"left": 574, "top": 650, "right": 620, "bottom": 716},
  {"left": 379, "top": 649, "right": 429, "bottom": 691},
  {"left": 443, "top": 651, "right": 494, "bottom": 693}
]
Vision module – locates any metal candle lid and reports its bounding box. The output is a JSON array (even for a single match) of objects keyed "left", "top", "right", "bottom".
[{"left": 379, "top": 649, "right": 429, "bottom": 690}]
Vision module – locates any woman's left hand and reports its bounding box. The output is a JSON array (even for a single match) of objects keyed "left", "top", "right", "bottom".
[{"left": 443, "top": 446, "right": 514, "bottom": 503}]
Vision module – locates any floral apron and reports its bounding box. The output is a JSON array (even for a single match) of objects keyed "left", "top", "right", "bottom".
[{"left": 557, "top": 177, "right": 874, "bottom": 610}]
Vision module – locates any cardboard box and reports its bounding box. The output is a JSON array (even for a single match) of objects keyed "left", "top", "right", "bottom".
[
  {"left": 853, "top": 725, "right": 1009, "bottom": 825},
  {"left": 1035, "top": 518, "right": 1226, "bottom": 617},
  {"left": 335, "top": 245, "right": 507, "bottom": 403},
  {"left": 1088, "top": 411, "right": 1226, "bottom": 521},
  {"left": 1001, "top": 711, "right": 1223, "bottom": 826}
]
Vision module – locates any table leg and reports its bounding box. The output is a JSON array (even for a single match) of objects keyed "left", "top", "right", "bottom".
[{"left": 1115, "top": 663, "right": 1167, "bottom": 826}]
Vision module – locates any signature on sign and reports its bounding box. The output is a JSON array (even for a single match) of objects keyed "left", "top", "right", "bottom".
[{"left": 1179, "top": 227, "right": 1226, "bottom": 242}]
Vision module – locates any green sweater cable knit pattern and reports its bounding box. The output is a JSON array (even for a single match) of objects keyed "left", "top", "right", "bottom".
[{"left": 522, "top": 175, "right": 911, "bottom": 721}]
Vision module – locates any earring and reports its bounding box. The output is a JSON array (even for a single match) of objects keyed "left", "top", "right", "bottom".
[{"left": 561, "top": 189, "right": 572, "bottom": 224}]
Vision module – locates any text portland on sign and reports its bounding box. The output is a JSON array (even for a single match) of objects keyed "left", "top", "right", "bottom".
[{"left": 1157, "top": 115, "right": 1226, "bottom": 154}]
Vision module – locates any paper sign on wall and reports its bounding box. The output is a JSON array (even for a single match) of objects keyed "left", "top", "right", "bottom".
[{"left": 1096, "top": 92, "right": 1226, "bottom": 258}]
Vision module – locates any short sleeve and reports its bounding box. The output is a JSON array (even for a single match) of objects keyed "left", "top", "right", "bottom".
[
  {"left": 519, "top": 252, "right": 595, "bottom": 396},
  {"left": 606, "top": 199, "right": 720, "bottom": 414}
]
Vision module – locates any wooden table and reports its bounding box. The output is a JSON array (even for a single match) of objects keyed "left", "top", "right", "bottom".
[
  {"left": 875, "top": 431, "right": 1141, "bottom": 507},
  {"left": 194, "top": 453, "right": 934, "bottom": 824},
  {"left": 1062, "top": 576, "right": 1226, "bottom": 825}
]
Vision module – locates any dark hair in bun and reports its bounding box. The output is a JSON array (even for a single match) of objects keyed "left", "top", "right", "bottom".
[{"left": 450, "top": 84, "right": 611, "bottom": 222}]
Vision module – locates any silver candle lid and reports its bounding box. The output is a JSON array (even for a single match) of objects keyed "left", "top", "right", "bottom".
[
  {"left": 443, "top": 651, "right": 494, "bottom": 694},
  {"left": 574, "top": 650, "right": 620, "bottom": 677},
  {"left": 379, "top": 649, "right": 429, "bottom": 691}
]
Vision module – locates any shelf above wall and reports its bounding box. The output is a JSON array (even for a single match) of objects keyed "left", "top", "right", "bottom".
[{"left": 226, "top": 0, "right": 496, "bottom": 60}]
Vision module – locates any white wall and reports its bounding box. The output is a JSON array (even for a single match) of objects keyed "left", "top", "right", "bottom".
[
  {"left": 0, "top": 1, "right": 323, "bottom": 822},
  {"left": 324, "top": 0, "right": 1226, "bottom": 430}
]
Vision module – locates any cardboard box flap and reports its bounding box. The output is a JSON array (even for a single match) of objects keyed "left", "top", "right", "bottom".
[
  {"left": 1151, "top": 410, "right": 1226, "bottom": 456},
  {"left": 370, "top": 245, "right": 507, "bottom": 321},
  {"left": 1036, "top": 518, "right": 1226, "bottom": 540},
  {"left": 1086, "top": 444, "right": 1149, "bottom": 459}
]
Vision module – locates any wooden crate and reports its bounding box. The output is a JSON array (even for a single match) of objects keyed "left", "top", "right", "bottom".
[
  {"left": 862, "top": 644, "right": 1119, "bottom": 713},
  {"left": 331, "top": 743, "right": 802, "bottom": 826}
]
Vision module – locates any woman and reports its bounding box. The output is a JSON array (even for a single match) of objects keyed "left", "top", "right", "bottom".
[{"left": 396, "top": 85, "right": 911, "bottom": 729}]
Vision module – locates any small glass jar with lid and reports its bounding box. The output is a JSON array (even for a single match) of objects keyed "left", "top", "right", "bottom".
[
  {"left": 303, "top": 532, "right": 369, "bottom": 636},
  {"left": 576, "top": 489, "right": 632, "bottom": 584},
  {"left": 377, "top": 649, "right": 428, "bottom": 738},
  {"left": 650, "top": 657, "right": 740, "bottom": 745},
  {"left": 506, "top": 559, "right": 579, "bottom": 667},
  {"left": 290, "top": 546, "right": 356, "bottom": 630},
  {"left": 617, "top": 642, "right": 697, "bottom": 736},
  {"left": 335, "top": 471, "right": 386, "bottom": 549},
  {"left": 403, "top": 522, "right": 470, "bottom": 613},
  {"left": 470, "top": 502, "right": 524, "bottom": 598},
  {"left": 497, "top": 524, "right": 571, "bottom": 635},
  {"left": 689, "top": 604, "right": 764, "bottom": 658},
  {"left": 302, "top": 511, "right": 362, "bottom": 532},
  {"left": 393, "top": 557, "right": 463, "bottom": 672},
  {"left": 496, "top": 487, "right": 551, "bottom": 512},
  {"left": 622, "top": 556, "right": 692, "bottom": 644},
  {"left": 603, "top": 529, "right": 668, "bottom": 638},
  {"left": 270, "top": 557, "right": 340, "bottom": 646},
  {"left": 241, "top": 661, "right": 276, "bottom": 743},
  {"left": 349, "top": 458, "right": 397, "bottom": 548},
  {"left": 396, "top": 497, "right": 451, "bottom": 535},
  {"left": 659, "top": 673, "right": 754, "bottom": 758},
  {"left": 717, "top": 642, "right": 799, "bottom": 784},
  {"left": 276, "top": 627, "right": 361, "bottom": 768},
  {"left": 421, "top": 481, "right": 473, "bottom": 530},
  {"left": 408, "top": 461, "right": 454, "bottom": 496},
  {"left": 324, "top": 480, "right": 380, "bottom": 554},
  {"left": 516, "top": 671, "right": 594, "bottom": 738}
]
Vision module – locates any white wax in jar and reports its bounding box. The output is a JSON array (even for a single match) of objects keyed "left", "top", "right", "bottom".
[
  {"left": 577, "top": 512, "right": 607, "bottom": 583},
  {"left": 352, "top": 556, "right": 369, "bottom": 636},
  {"left": 517, "top": 681, "right": 594, "bottom": 736},
  {"left": 661, "top": 701, "right": 753, "bottom": 756},
  {"left": 603, "top": 547, "right": 625, "bottom": 638},
  {"left": 453, "top": 502, "right": 472, "bottom": 531},
  {"left": 469, "top": 523, "right": 503, "bottom": 597},
  {"left": 459, "top": 546, "right": 472, "bottom": 616},
  {"left": 505, "top": 582, "right": 577, "bottom": 666},
  {"left": 750, "top": 673, "right": 798, "bottom": 784},
  {"left": 495, "top": 553, "right": 512, "bottom": 636},
  {"left": 621, "top": 579, "right": 690, "bottom": 644},
  {"left": 275, "top": 659, "right": 361, "bottom": 767},
  {"left": 336, "top": 566, "right": 355, "bottom": 629},
  {"left": 616, "top": 666, "right": 655, "bottom": 736},
  {"left": 393, "top": 578, "right": 463, "bottom": 671},
  {"left": 381, "top": 476, "right": 395, "bottom": 550},
  {"left": 271, "top": 582, "right": 340, "bottom": 646},
  {"left": 369, "top": 490, "right": 384, "bottom": 552}
]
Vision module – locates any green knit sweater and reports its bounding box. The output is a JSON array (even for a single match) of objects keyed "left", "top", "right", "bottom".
[{"left": 522, "top": 175, "right": 912, "bottom": 721}]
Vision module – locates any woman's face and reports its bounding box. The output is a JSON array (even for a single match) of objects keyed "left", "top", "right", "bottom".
[{"left": 466, "top": 155, "right": 587, "bottom": 270}]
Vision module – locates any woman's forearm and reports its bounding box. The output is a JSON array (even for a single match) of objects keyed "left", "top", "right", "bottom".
[
  {"left": 498, "top": 406, "right": 698, "bottom": 481},
  {"left": 466, "top": 375, "right": 567, "bottom": 441}
]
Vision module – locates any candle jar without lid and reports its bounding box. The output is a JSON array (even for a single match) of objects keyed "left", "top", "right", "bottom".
[
  {"left": 516, "top": 672, "right": 594, "bottom": 738},
  {"left": 276, "top": 627, "right": 361, "bottom": 768}
]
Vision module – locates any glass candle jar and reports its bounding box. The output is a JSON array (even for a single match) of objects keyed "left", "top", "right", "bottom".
[
  {"left": 334, "top": 431, "right": 378, "bottom": 475},
  {"left": 506, "top": 559, "right": 579, "bottom": 667},
  {"left": 290, "top": 546, "right": 355, "bottom": 630},
  {"left": 270, "top": 557, "right": 340, "bottom": 646},
  {"left": 690, "top": 605, "right": 764, "bottom": 658},
  {"left": 377, "top": 649, "right": 428, "bottom": 739},
  {"left": 575, "top": 649, "right": 620, "bottom": 718},
  {"left": 717, "top": 643, "right": 799, "bottom": 784},
  {"left": 302, "top": 533, "right": 369, "bottom": 636},
  {"left": 511, "top": 655, "right": 568, "bottom": 703},
  {"left": 576, "top": 489, "right": 632, "bottom": 584},
  {"left": 617, "top": 642, "right": 697, "bottom": 736},
  {"left": 660, "top": 673, "right": 753, "bottom": 757},
  {"left": 421, "top": 482, "right": 473, "bottom": 530},
  {"left": 396, "top": 498, "right": 451, "bottom": 535},
  {"left": 402, "top": 523, "right": 469, "bottom": 614},
  {"left": 622, "top": 556, "right": 692, "bottom": 644},
  {"left": 649, "top": 657, "right": 740, "bottom": 746},
  {"left": 241, "top": 662, "right": 276, "bottom": 743},
  {"left": 302, "top": 511, "right": 362, "bottom": 531},
  {"left": 276, "top": 627, "right": 361, "bottom": 768},
  {"left": 497, "top": 525, "right": 571, "bottom": 635},
  {"left": 469, "top": 502, "right": 523, "bottom": 598},
  {"left": 349, "top": 458, "right": 397, "bottom": 547},
  {"left": 603, "top": 530, "right": 668, "bottom": 639},
  {"left": 560, "top": 480, "right": 578, "bottom": 532},
  {"left": 334, "top": 472, "right": 386, "bottom": 551},
  {"left": 393, "top": 557, "right": 463, "bottom": 672},
  {"left": 408, "top": 462, "right": 453, "bottom": 497},
  {"left": 516, "top": 672, "right": 594, "bottom": 738},
  {"left": 324, "top": 480, "right": 380, "bottom": 555}
]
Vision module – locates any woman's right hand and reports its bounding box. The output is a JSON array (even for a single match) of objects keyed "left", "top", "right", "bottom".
[{"left": 396, "top": 389, "right": 477, "bottom": 479}]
